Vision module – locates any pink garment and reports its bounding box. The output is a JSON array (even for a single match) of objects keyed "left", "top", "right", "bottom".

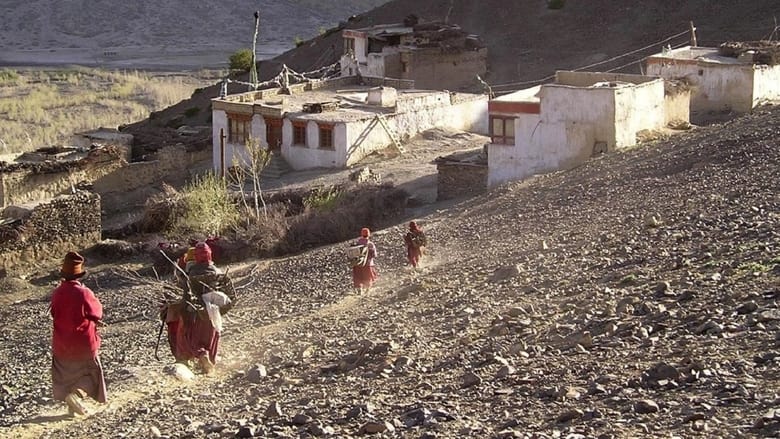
[
  {"left": 50, "top": 280, "right": 102, "bottom": 361},
  {"left": 352, "top": 237, "right": 378, "bottom": 287}
]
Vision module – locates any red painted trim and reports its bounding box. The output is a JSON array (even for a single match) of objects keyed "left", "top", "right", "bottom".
[
  {"left": 343, "top": 30, "right": 366, "bottom": 39},
  {"left": 489, "top": 101, "right": 540, "bottom": 114}
]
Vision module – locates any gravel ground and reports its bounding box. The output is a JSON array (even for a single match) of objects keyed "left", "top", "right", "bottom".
[{"left": 1, "top": 107, "right": 778, "bottom": 439}]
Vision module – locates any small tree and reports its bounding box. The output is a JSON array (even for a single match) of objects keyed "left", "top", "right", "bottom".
[
  {"left": 229, "top": 137, "right": 272, "bottom": 222},
  {"left": 229, "top": 48, "right": 254, "bottom": 72}
]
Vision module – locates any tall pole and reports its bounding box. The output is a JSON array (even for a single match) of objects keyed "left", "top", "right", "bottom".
[
  {"left": 689, "top": 21, "right": 698, "bottom": 47},
  {"left": 249, "top": 11, "right": 260, "bottom": 91},
  {"left": 219, "top": 128, "right": 227, "bottom": 179}
]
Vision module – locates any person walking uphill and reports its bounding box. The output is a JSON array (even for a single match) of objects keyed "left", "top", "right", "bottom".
[
  {"left": 350, "top": 227, "right": 378, "bottom": 293},
  {"left": 403, "top": 221, "right": 427, "bottom": 268},
  {"left": 165, "top": 242, "right": 232, "bottom": 374},
  {"left": 50, "top": 251, "right": 107, "bottom": 417}
]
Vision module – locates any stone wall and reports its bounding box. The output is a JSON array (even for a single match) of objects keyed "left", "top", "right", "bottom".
[
  {"left": 94, "top": 144, "right": 211, "bottom": 214},
  {"left": 437, "top": 163, "right": 487, "bottom": 200},
  {"left": 0, "top": 147, "right": 123, "bottom": 209},
  {"left": 0, "top": 192, "right": 101, "bottom": 274},
  {"left": 403, "top": 48, "right": 487, "bottom": 90}
]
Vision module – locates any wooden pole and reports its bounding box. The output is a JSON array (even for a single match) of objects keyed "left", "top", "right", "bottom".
[
  {"left": 689, "top": 21, "right": 698, "bottom": 47},
  {"left": 249, "top": 11, "right": 260, "bottom": 91},
  {"left": 219, "top": 128, "right": 226, "bottom": 179}
]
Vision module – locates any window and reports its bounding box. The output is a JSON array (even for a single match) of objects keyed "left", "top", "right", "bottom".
[
  {"left": 344, "top": 37, "right": 355, "bottom": 55},
  {"left": 490, "top": 116, "right": 515, "bottom": 145},
  {"left": 319, "top": 124, "right": 334, "bottom": 149},
  {"left": 292, "top": 122, "right": 307, "bottom": 146},
  {"left": 227, "top": 113, "right": 251, "bottom": 144}
]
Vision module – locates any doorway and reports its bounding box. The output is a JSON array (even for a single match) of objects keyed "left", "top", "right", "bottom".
[{"left": 265, "top": 118, "right": 282, "bottom": 151}]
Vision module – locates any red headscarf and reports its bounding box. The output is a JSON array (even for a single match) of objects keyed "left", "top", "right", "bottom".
[
  {"left": 360, "top": 228, "right": 371, "bottom": 238},
  {"left": 194, "top": 242, "right": 212, "bottom": 264}
]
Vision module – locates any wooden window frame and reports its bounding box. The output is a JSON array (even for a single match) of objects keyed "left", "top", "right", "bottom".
[
  {"left": 490, "top": 116, "right": 515, "bottom": 145},
  {"left": 318, "top": 124, "right": 334, "bottom": 150},
  {"left": 292, "top": 122, "right": 307, "bottom": 147},
  {"left": 227, "top": 113, "right": 251, "bottom": 145}
]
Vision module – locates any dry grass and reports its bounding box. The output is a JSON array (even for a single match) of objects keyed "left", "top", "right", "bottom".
[{"left": 0, "top": 67, "right": 219, "bottom": 152}]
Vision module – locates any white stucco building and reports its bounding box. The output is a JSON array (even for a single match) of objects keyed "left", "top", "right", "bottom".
[
  {"left": 647, "top": 45, "right": 780, "bottom": 113},
  {"left": 340, "top": 21, "right": 487, "bottom": 91},
  {"left": 211, "top": 76, "right": 488, "bottom": 172},
  {"left": 487, "top": 71, "right": 688, "bottom": 188}
]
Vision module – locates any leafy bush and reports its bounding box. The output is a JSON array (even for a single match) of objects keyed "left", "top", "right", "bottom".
[
  {"left": 303, "top": 186, "right": 343, "bottom": 211},
  {"left": 293, "top": 36, "right": 305, "bottom": 47},
  {"left": 184, "top": 106, "right": 200, "bottom": 118},
  {"left": 229, "top": 48, "right": 254, "bottom": 72},
  {"left": 173, "top": 173, "right": 239, "bottom": 236}
]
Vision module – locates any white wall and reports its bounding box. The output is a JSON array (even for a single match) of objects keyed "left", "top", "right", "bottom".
[
  {"left": 282, "top": 120, "right": 346, "bottom": 170},
  {"left": 648, "top": 61, "right": 755, "bottom": 112},
  {"left": 488, "top": 83, "right": 667, "bottom": 188},
  {"left": 752, "top": 64, "right": 780, "bottom": 106},
  {"left": 365, "top": 53, "right": 387, "bottom": 78},
  {"left": 613, "top": 80, "right": 665, "bottom": 147},
  {"left": 345, "top": 95, "right": 489, "bottom": 167},
  {"left": 211, "top": 110, "right": 228, "bottom": 172}
]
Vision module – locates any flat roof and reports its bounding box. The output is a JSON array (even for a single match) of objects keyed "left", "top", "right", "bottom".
[
  {"left": 353, "top": 24, "right": 414, "bottom": 38},
  {"left": 650, "top": 46, "right": 744, "bottom": 65},
  {"left": 217, "top": 84, "right": 457, "bottom": 123},
  {"left": 494, "top": 86, "right": 541, "bottom": 104}
]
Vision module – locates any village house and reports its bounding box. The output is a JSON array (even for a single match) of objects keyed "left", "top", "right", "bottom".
[
  {"left": 339, "top": 19, "right": 487, "bottom": 91},
  {"left": 646, "top": 44, "right": 780, "bottom": 113},
  {"left": 486, "top": 71, "right": 690, "bottom": 188},
  {"left": 210, "top": 75, "right": 488, "bottom": 173}
]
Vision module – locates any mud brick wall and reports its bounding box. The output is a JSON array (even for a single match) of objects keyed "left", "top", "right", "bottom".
[
  {"left": 93, "top": 144, "right": 211, "bottom": 214},
  {"left": 437, "top": 163, "right": 487, "bottom": 200},
  {"left": 0, "top": 148, "right": 123, "bottom": 208},
  {"left": 0, "top": 192, "right": 101, "bottom": 274}
]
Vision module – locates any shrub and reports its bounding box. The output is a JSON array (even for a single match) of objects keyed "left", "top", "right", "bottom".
[
  {"left": 548, "top": 0, "right": 565, "bottom": 9},
  {"left": 184, "top": 106, "right": 200, "bottom": 118},
  {"left": 229, "top": 48, "right": 254, "bottom": 72},
  {"left": 303, "top": 186, "right": 343, "bottom": 211},
  {"left": 294, "top": 36, "right": 305, "bottom": 47},
  {"left": 173, "top": 173, "right": 239, "bottom": 236}
]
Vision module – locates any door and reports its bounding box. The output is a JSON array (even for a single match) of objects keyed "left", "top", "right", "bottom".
[{"left": 266, "top": 118, "right": 282, "bottom": 151}]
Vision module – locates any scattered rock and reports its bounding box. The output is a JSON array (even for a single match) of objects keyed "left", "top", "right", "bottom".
[
  {"left": 245, "top": 364, "right": 268, "bottom": 383},
  {"left": 265, "top": 401, "right": 283, "bottom": 418},
  {"left": 358, "top": 420, "right": 394, "bottom": 435},
  {"left": 292, "top": 413, "right": 313, "bottom": 425},
  {"left": 164, "top": 363, "right": 195, "bottom": 382},
  {"left": 634, "top": 399, "right": 660, "bottom": 414},
  {"left": 236, "top": 425, "right": 256, "bottom": 438},
  {"left": 736, "top": 301, "right": 759, "bottom": 314},
  {"left": 557, "top": 408, "right": 584, "bottom": 423},
  {"left": 496, "top": 365, "right": 516, "bottom": 379},
  {"left": 462, "top": 371, "right": 482, "bottom": 388}
]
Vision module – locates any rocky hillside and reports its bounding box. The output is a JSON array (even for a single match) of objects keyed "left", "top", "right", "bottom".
[
  {"left": 2, "top": 106, "right": 778, "bottom": 438},
  {"left": 0, "top": 0, "right": 388, "bottom": 68}
]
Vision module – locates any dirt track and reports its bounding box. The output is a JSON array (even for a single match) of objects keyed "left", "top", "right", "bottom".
[{"left": 1, "top": 106, "right": 778, "bottom": 438}]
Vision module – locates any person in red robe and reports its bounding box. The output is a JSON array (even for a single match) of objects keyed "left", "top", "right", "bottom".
[
  {"left": 50, "top": 251, "right": 106, "bottom": 416},
  {"left": 403, "top": 221, "right": 426, "bottom": 268},
  {"left": 352, "top": 227, "right": 378, "bottom": 293},
  {"left": 165, "top": 242, "right": 222, "bottom": 374}
]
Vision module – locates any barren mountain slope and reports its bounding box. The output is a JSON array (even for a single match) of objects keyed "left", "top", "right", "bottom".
[
  {"left": 2, "top": 106, "right": 778, "bottom": 438},
  {"left": 0, "top": 0, "right": 387, "bottom": 68}
]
